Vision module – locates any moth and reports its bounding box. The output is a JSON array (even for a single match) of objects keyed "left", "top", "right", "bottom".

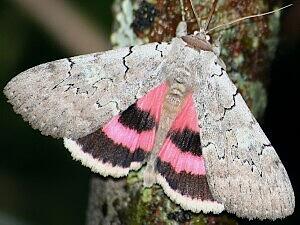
[{"left": 3, "top": 0, "right": 294, "bottom": 220}]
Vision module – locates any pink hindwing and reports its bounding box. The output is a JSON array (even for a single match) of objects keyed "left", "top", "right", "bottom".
[
  {"left": 156, "top": 93, "right": 224, "bottom": 213},
  {"left": 64, "top": 83, "right": 168, "bottom": 177},
  {"left": 65, "top": 83, "right": 224, "bottom": 213}
]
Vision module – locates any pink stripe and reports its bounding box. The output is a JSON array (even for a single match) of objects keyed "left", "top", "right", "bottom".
[
  {"left": 158, "top": 138, "right": 206, "bottom": 175},
  {"left": 136, "top": 82, "right": 168, "bottom": 121},
  {"left": 171, "top": 93, "right": 200, "bottom": 132},
  {"left": 102, "top": 116, "right": 155, "bottom": 153}
]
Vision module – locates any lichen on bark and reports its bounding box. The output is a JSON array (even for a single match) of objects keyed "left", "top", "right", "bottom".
[{"left": 86, "top": 0, "right": 282, "bottom": 224}]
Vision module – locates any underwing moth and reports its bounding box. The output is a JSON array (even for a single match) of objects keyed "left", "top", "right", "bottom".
[{"left": 3, "top": 1, "right": 295, "bottom": 220}]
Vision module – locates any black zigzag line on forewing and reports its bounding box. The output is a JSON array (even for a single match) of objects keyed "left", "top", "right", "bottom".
[{"left": 122, "top": 46, "right": 133, "bottom": 78}]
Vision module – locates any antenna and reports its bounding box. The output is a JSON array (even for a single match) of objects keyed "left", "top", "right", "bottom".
[
  {"left": 187, "top": 0, "right": 218, "bottom": 31},
  {"left": 204, "top": 0, "right": 218, "bottom": 31},
  {"left": 207, "top": 4, "right": 293, "bottom": 34},
  {"left": 179, "top": 0, "right": 186, "bottom": 22},
  {"left": 188, "top": 0, "right": 201, "bottom": 29}
]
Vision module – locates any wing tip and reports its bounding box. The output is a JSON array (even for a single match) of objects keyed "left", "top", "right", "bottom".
[
  {"left": 64, "top": 138, "right": 142, "bottom": 178},
  {"left": 156, "top": 174, "right": 224, "bottom": 214}
]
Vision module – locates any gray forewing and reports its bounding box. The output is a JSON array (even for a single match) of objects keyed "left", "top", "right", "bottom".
[
  {"left": 4, "top": 42, "right": 170, "bottom": 139},
  {"left": 194, "top": 52, "right": 295, "bottom": 220}
]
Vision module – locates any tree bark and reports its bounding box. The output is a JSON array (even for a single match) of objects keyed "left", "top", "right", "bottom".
[{"left": 86, "top": 0, "right": 282, "bottom": 224}]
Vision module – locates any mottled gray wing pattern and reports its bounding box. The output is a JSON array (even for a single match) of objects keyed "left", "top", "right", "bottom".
[
  {"left": 4, "top": 42, "right": 170, "bottom": 139},
  {"left": 195, "top": 58, "right": 295, "bottom": 220}
]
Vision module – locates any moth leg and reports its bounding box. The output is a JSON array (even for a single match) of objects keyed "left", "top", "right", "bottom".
[
  {"left": 177, "top": 0, "right": 188, "bottom": 37},
  {"left": 212, "top": 35, "right": 222, "bottom": 56},
  {"left": 176, "top": 21, "right": 188, "bottom": 37},
  {"left": 143, "top": 163, "right": 157, "bottom": 187},
  {"left": 212, "top": 35, "right": 227, "bottom": 70}
]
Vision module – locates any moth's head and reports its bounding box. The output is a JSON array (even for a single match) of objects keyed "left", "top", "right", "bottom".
[
  {"left": 178, "top": 0, "right": 291, "bottom": 55},
  {"left": 176, "top": 20, "right": 213, "bottom": 52},
  {"left": 181, "top": 30, "right": 213, "bottom": 52}
]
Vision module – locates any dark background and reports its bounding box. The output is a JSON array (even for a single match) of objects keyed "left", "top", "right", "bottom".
[{"left": 0, "top": 0, "right": 299, "bottom": 225}]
